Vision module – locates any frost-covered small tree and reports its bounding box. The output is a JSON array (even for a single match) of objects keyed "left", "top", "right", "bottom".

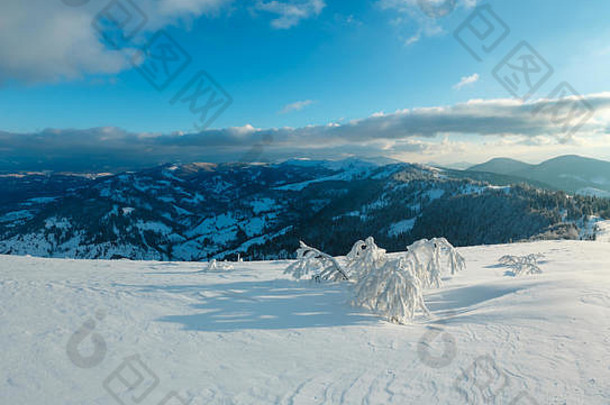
[
  {"left": 346, "top": 236, "right": 464, "bottom": 323},
  {"left": 205, "top": 259, "right": 234, "bottom": 272},
  {"left": 284, "top": 241, "right": 348, "bottom": 281},
  {"left": 345, "top": 236, "right": 387, "bottom": 279},
  {"left": 498, "top": 254, "right": 543, "bottom": 276},
  {"left": 286, "top": 236, "right": 464, "bottom": 324},
  {"left": 437, "top": 238, "right": 466, "bottom": 276},
  {"left": 405, "top": 238, "right": 465, "bottom": 288},
  {"left": 498, "top": 255, "right": 518, "bottom": 267},
  {"left": 352, "top": 257, "right": 429, "bottom": 324}
]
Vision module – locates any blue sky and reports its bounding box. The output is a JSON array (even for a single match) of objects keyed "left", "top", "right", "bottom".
[{"left": 2, "top": 0, "right": 610, "bottom": 169}]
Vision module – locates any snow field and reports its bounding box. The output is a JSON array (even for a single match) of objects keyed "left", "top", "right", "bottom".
[{"left": 1, "top": 240, "right": 609, "bottom": 404}]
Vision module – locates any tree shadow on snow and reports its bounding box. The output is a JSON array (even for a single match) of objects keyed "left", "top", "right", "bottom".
[
  {"left": 124, "top": 279, "right": 378, "bottom": 332},
  {"left": 423, "top": 284, "right": 537, "bottom": 325},
  {"left": 484, "top": 263, "right": 508, "bottom": 269}
]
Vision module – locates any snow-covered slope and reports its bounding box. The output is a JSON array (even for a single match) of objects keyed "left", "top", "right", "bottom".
[{"left": 1, "top": 240, "right": 609, "bottom": 404}]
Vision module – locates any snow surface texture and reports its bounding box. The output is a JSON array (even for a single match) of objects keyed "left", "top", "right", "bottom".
[{"left": 1, "top": 240, "right": 609, "bottom": 404}]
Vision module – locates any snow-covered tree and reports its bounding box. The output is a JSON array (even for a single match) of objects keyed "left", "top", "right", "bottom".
[
  {"left": 345, "top": 236, "right": 387, "bottom": 279},
  {"left": 345, "top": 236, "right": 465, "bottom": 323},
  {"left": 405, "top": 238, "right": 465, "bottom": 288},
  {"left": 498, "top": 254, "right": 543, "bottom": 276},
  {"left": 286, "top": 236, "right": 465, "bottom": 324},
  {"left": 205, "top": 259, "right": 234, "bottom": 272},
  {"left": 352, "top": 256, "right": 429, "bottom": 324},
  {"left": 284, "top": 241, "right": 348, "bottom": 281},
  {"left": 438, "top": 238, "right": 467, "bottom": 276}
]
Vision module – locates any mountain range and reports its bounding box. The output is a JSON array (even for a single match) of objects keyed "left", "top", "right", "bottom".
[
  {"left": 467, "top": 155, "right": 610, "bottom": 198},
  {"left": 1, "top": 158, "right": 609, "bottom": 261}
]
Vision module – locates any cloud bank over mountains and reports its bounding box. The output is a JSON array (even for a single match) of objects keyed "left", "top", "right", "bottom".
[{"left": 2, "top": 93, "right": 610, "bottom": 172}]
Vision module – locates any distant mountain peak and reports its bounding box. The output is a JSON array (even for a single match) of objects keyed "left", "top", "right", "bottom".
[
  {"left": 467, "top": 155, "right": 610, "bottom": 196},
  {"left": 468, "top": 157, "right": 533, "bottom": 175}
]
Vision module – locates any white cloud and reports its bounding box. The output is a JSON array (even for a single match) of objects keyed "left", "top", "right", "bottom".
[
  {"left": 405, "top": 32, "right": 421, "bottom": 46},
  {"left": 379, "top": 0, "right": 477, "bottom": 15},
  {"left": 280, "top": 100, "right": 315, "bottom": 114},
  {"left": 379, "top": 0, "right": 478, "bottom": 45},
  {"left": 155, "top": 0, "right": 231, "bottom": 20},
  {"left": 453, "top": 73, "right": 479, "bottom": 90},
  {"left": 0, "top": 1, "right": 130, "bottom": 83},
  {"left": 0, "top": 0, "right": 231, "bottom": 84},
  {"left": 255, "top": 0, "right": 326, "bottom": 29}
]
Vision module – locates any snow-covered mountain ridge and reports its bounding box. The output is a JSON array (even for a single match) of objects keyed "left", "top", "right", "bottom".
[{"left": 1, "top": 159, "right": 609, "bottom": 261}]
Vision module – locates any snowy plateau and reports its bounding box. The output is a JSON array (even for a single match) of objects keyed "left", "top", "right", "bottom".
[{"left": 1, "top": 238, "right": 609, "bottom": 404}]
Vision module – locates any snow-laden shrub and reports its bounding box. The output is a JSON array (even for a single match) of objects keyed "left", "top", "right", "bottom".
[
  {"left": 405, "top": 238, "right": 466, "bottom": 288},
  {"left": 349, "top": 236, "right": 463, "bottom": 324},
  {"left": 345, "top": 236, "right": 387, "bottom": 279},
  {"left": 498, "top": 254, "right": 543, "bottom": 276},
  {"left": 284, "top": 241, "right": 348, "bottom": 281},
  {"left": 352, "top": 257, "right": 429, "bottom": 324},
  {"left": 285, "top": 236, "right": 465, "bottom": 324},
  {"left": 205, "top": 259, "right": 234, "bottom": 271}
]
